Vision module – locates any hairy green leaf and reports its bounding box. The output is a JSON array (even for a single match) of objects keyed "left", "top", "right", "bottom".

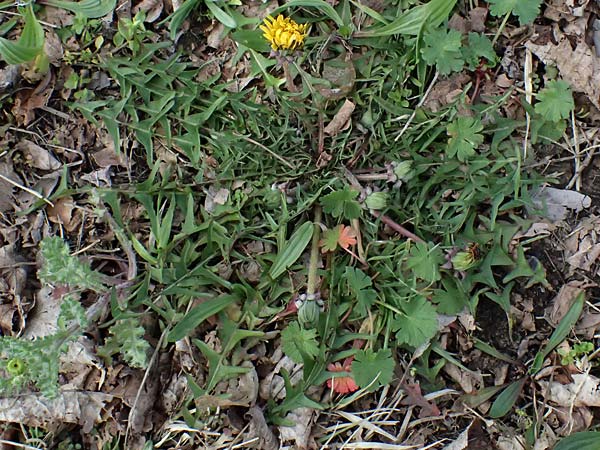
[{"left": 352, "top": 348, "right": 394, "bottom": 391}]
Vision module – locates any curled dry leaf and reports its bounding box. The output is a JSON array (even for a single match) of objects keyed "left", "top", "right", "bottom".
[
  {"left": 16, "top": 140, "right": 61, "bottom": 171},
  {"left": 546, "top": 280, "right": 595, "bottom": 327},
  {"left": 279, "top": 407, "right": 314, "bottom": 450},
  {"left": 324, "top": 99, "right": 355, "bottom": 136},
  {"left": 12, "top": 85, "right": 52, "bottom": 126},
  {"left": 47, "top": 196, "right": 77, "bottom": 231},
  {"left": 246, "top": 406, "right": 279, "bottom": 450}
]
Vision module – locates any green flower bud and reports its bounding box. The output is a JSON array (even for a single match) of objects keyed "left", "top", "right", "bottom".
[
  {"left": 298, "top": 300, "right": 320, "bottom": 327},
  {"left": 451, "top": 250, "right": 478, "bottom": 271},
  {"left": 365, "top": 192, "right": 389, "bottom": 210},
  {"left": 393, "top": 161, "right": 414, "bottom": 181}
]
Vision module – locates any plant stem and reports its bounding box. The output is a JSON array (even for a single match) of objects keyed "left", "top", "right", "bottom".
[
  {"left": 370, "top": 210, "right": 424, "bottom": 243},
  {"left": 306, "top": 206, "right": 322, "bottom": 298},
  {"left": 492, "top": 11, "right": 511, "bottom": 46},
  {"left": 282, "top": 60, "right": 297, "bottom": 93}
]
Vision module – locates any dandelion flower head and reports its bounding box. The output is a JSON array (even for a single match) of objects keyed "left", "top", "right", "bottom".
[{"left": 260, "top": 14, "right": 309, "bottom": 51}]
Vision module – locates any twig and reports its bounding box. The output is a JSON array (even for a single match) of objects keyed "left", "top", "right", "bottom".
[
  {"left": 233, "top": 133, "right": 295, "bottom": 169},
  {"left": 570, "top": 110, "right": 582, "bottom": 191},
  {"left": 523, "top": 48, "right": 533, "bottom": 160},
  {"left": 370, "top": 210, "right": 424, "bottom": 243},
  {"left": 306, "top": 206, "right": 322, "bottom": 298},
  {"left": 566, "top": 147, "right": 598, "bottom": 190},
  {"left": 0, "top": 173, "right": 53, "bottom": 207},
  {"left": 394, "top": 71, "right": 439, "bottom": 142}
]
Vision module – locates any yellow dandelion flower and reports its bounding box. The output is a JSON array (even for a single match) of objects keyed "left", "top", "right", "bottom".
[{"left": 260, "top": 15, "right": 309, "bottom": 51}]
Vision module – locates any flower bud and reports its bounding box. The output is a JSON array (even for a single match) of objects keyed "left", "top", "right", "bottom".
[
  {"left": 365, "top": 191, "right": 389, "bottom": 210},
  {"left": 393, "top": 161, "right": 414, "bottom": 181}
]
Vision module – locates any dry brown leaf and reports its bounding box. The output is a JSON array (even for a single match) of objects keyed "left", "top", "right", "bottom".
[
  {"left": 423, "top": 73, "right": 470, "bottom": 112},
  {"left": 279, "top": 407, "right": 314, "bottom": 450},
  {"left": 526, "top": 32, "right": 600, "bottom": 110},
  {"left": 564, "top": 216, "right": 600, "bottom": 272},
  {"left": 12, "top": 86, "right": 52, "bottom": 126},
  {"left": 0, "top": 162, "right": 18, "bottom": 212},
  {"left": 16, "top": 140, "right": 61, "bottom": 171},
  {"left": 246, "top": 406, "right": 279, "bottom": 450},
  {"left": 546, "top": 280, "right": 594, "bottom": 327},
  {"left": 45, "top": 30, "right": 64, "bottom": 66},
  {"left": 468, "top": 7, "right": 488, "bottom": 32},
  {"left": 400, "top": 382, "right": 441, "bottom": 418},
  {"left": 47, "top": 195, "right": 76, "bottom": 231},
  {"left": 230, "top": 361, "right": 259, "bottom": 405},
  {"left": 0, "top": 392, "right": 113, "bottom": 432},
  {"left": 91, "top": 146, "right": 127, "bottom": 168},
  {"left": 133, "top": 0, "right": 163, "bottom": 22},
  {"left": 324, "top": 99, "right": 355, "bottom": 136},
  {"left": 539, "top": 373, "right": 600, "bottom": 407},
  {"left": 554, "top": 405, "right": 593, "bottom": 436}
]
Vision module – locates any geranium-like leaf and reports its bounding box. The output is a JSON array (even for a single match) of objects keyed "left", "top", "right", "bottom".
[
  {"left": 351, "top": 348, "right": 394, "bottom": 391},
  {"left": 392, "top": 296, "right": 438, "bottom": 347},
  {"left": 320, "top": 224, "right": 357, "bottom": 253}
]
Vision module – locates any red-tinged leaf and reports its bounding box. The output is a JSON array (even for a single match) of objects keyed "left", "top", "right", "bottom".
[
  {"left": 319, "top": 224, "right": 357, "bottom": 253},
  {"left": 338, "top": 224, "right": 357, "bottom": 249}
]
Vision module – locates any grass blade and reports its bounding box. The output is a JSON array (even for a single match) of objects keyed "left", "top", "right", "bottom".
[
  {"left": 554, "top": 432, "right": 600, "bottom": 450},
  {"left": 168, "top": 293, "right": 239, "bottom": 342},
  {"left": 270, "top": 0, "right": 344, "bottom": 27},
  {"left": 44, "top": 0, "right": 116, "bottom": 18},
  {"left": 269, "top": 221, "right": 314, "bottom": 279},
  {"left": 530, "top": 291, "right": 585, "bottom": 374},
  {"left": 489, "top": 377, "right": 526, "bottom": 418}
]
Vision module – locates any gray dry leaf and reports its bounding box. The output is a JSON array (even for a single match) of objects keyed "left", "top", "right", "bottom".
[
  {"left": 324, "top": 99, "right": 355, "bottom": 136},
  {"left": 247, "top": 406, "right": 279, "bottom": 450},
  {"left": 133, "top": 0, "right": 163, "bottom": 22},
  {"left": 530, "top": 187, "right": 591, "bottom": 222},
  {"left": 546, "top": 280, "right": 594, "bottom": 327},
  {"left": 565, "top": 216, "right": 600, "bottom": 272},
  {"left": 526, "top": 29, "right": 600, "bottom": 110},
  {"left": 0, "top": 161, "right": 18, "bottom": 212},
  {"left": 539, "top": 373, "right": 600, "bottom": 407},
  {"left": 0, "top": 392, "right": 113, "bottom": 432},
  {"left": 204, "top": 186, "right": 229, "bottom": 213},
  {"left": 442, "top": 422, "right": 470, "bottom": 450},
  {"left": 279, "top": 407, "right": 314, "bottom": 450},
  {"left": 16, "top": 140, "right": 61, "bottom": 171}
]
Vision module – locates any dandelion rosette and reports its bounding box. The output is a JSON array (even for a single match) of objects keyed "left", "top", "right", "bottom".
[{"left": 260, "top": 14, "right": 309, "bottom": 51}]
